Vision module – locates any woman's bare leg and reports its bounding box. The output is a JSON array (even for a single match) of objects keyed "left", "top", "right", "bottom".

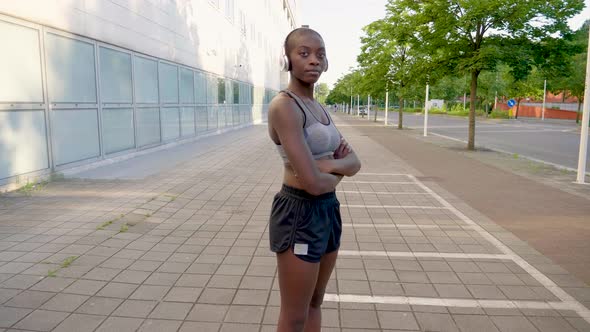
[
  {"left": 276, "top": 250, "right": 320, "bottom": 332},
  {"left": 304, "top": 250, "right": 338, "bottom": 332}
]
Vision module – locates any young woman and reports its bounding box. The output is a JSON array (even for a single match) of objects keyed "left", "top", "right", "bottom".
[{"left": 267, "top": 28, "right": 362, "bottom": 332}]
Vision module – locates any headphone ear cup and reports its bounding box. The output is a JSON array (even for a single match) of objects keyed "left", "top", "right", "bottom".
[
  {"left": 280, "top": 54, "right": 290, "bottom": 72},
  {"left": 324, "top": 58, "right": 328, "bottom": 72}
]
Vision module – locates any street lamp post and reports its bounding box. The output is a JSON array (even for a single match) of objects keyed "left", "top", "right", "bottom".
[
  {"left": 542, "top": 79, "right": 547, "bottom": 121},
  {"left": 576, "top": 28, "right": 590, "bottom": 184},
  {"left": 424, "top": 81, "right": 430, "bottom": 137}
]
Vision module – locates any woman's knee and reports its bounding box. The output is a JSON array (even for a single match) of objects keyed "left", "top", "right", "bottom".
[
  {"left": 310, "top": 292, "right": 324, "bottom": 309},
  {"left": 280, "top": 308, "right": 308, "bottom": 330}
]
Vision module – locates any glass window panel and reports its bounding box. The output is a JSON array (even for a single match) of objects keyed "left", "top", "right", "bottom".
[
  {"left": 134, "top": 56, "right": 159, "bottom": 103},
  {"left": 218, "top": 78, "right": 225, "bottom": 104},
  {"left": 161, "top": 107, "right": 180, "bottom": 140},
  {"left": 194, "top": 72, "right": 207, "bottom": 104},
  {"left": 136, "top": 107, "right": 160, "bottom": 147},
  {"left": 181, "top": 107, "right": 195, "bottom": 137},
  {"left": 207, "top": 76, "right": 218, "bottom": 104},
  {"left": 0, "top": 21, "right": 43, "bottom": 103},
  {"left": 0, "top": 110, "right": 49, "bottom": 179},
  {"left": 51, "top": 109, "right": 100, "bottom": 165},
  {"left": 208, "top": 105, "right": 218, "bottom": 130},
  {"left": 233, "top": 82, "right": 239, "bottom": 104},
  {"left": 99, "top": 47, "right": 132, "bottom": 103},
  {"left": 196, "top": 106, "right": 208, "bottom": 133},
  {"left": 46, "top": 33, "right": 97, "bottom": 103},
  {"left": 159, "top": 63, "right": 179, "bottom": 103},
  {"left": 180, "top": 68, "right": 194, "bottom": 104},
  {"left": 102, "top": 108, "right": 134, "bottom": 154}
]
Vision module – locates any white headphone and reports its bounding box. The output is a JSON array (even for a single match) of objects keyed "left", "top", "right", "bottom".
[{"left": 280, "top": 30, "right": 328, "bottom": 73}]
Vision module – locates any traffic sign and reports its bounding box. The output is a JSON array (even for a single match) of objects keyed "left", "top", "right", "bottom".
[{"left": 507, "top": 99, "right": 516, "bottom": 108}]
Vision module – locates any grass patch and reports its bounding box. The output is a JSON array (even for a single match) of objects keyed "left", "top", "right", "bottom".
[
  {"left": 60, "top": 256, "right": 78, "bottom": 268},
  {"left": 47, "top": 269, "right": 57, "bottom": 278},
  {"left": 489, "top": 110, "right": 510, "bottom": 119},
  {"left": 96, "top": 219, "right": 115, "bottom": 230},
  {"left": 119, "top": 223, "right": 129, "bottom": 233},
  {"left": 145, "top": 212, "right": 152, "bottom": 218},
  {"left": 163, "top": 193, "right": 178, "bottom": 201},
  {"left": 17, "top": 180, "right": 48, "bottom": 196},
  {"left": 513, "top": 153, "right": 519, "bottom": 159}
]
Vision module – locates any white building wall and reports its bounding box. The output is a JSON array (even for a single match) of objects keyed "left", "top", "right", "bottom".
[{"left": 0, "top": 0, "right": 297, "bottom": 89}]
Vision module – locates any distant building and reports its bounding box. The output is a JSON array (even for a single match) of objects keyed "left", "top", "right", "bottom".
[{"left": 0, "top": 0, "right": 298, "bottom": 190}]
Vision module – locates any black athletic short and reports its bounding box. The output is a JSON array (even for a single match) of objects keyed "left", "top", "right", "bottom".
[{"left": 269, "top": 184, "right": 342, "bottom": 263}]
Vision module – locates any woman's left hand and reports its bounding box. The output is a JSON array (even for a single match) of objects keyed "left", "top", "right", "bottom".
[{"left": 334, "top": 137, "right": 352, "bottom": 159}]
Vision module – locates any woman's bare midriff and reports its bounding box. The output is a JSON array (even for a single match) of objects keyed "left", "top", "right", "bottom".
[{"left": 282, "top": 155, "right": 335, "bottom": 193}]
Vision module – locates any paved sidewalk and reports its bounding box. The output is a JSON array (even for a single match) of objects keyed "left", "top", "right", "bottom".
[{"left": 0, "top": 113, "right": 589, "bottom": 331}]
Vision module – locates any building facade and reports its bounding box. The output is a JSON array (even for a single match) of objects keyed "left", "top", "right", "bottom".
[{"left": 0, "top": 0, "right": 298, "bottom": 191}]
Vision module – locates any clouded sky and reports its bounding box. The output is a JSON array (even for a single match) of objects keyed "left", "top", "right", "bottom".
[{"left": 299, "top": 0, "right": 590, "bottom": 89}]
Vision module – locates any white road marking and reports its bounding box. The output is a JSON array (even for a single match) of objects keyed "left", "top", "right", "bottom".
[
  {"left": 324, "top": 294, "right": 576, "bottom": 311},
  {"left": 339, "top": 250, "right": 510, "bottom": 260},
  {"left": 407, "top": 174, "right": 590, "bottom": 322},
  {"left": 342, "top": 205, "right": 446, "bottom": 209}
]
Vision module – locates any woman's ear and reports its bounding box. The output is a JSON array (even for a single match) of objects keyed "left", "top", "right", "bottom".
[{"left": 324, "top": 58, "right": 329, "bottom": 72}]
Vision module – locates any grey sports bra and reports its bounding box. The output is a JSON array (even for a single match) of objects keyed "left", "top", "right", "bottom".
[{"left": 275, "top": 90, "right": 341, "bottom": 164}]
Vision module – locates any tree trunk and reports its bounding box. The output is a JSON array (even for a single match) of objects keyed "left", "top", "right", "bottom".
[
  {"left": 515, "top": 100, "right": 520, "bottom": 119},
  {"left": 398, "top": 96, "right": 404, "bottom": 129},
  {"left": 468, "top": 70, "right": 479, "bottom": 150}
]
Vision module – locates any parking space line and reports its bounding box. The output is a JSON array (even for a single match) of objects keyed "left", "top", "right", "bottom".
[
  {"left": 324, "top": 294, "right": 576, "bottom": 311},
  {"left": 339, "top": 250, "right": 511, "bottom": 260},
  {"left": 343, "top": 223, "right": 474, "bottom": 230},
  {"left": 342, "top": 204, "right": 446, "bottom": 209},
  {"left": 341, "top": 181, "right": 416, "bottom": 184},
  {"left": 337, "top": 191, "right": 428, "bottom": 195},
  {"left": 407, "top": 174, "right": 590, "bottom": 323}
]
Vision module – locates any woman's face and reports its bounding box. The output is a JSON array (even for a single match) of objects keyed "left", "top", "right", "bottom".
[{"left": 288, "top": 32, "right": 327, "bottom": 84}]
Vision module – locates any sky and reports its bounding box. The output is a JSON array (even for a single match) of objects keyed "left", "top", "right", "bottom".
[{"left": 299, "top": 0, "right": 590, "bottom": 89}]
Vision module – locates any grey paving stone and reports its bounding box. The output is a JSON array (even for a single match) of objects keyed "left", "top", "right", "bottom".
[
  {"left": 0, "top": 306, "right": 32, "bottom": 328},
  {"left": 224, "top": 305, "right": 265, "bottom": 324},
  {"left": 137, "top": 319, "right": 182, "bottom": 332},
  {"left": 163, "top": 286, "right": 202, "bottom": 302},
  {"left": 453, "top": 314, "right": 500, "bottom": 332},
  {"left": 113, "top": 299, "right": 158, "bottom": 318},
  {"left": 198, "top": 288, "right": 236, "bottom": 304},
  {"left": 29, "top": 277, "right": 75, "bottom": 292},
  {"left": 490, "top": 315, "right": 540, "bottom": 332},
  {"left": 13, "top": 309, "right": 69, "bottom": 331},
  {"left": 148, "top": 301, "right": 192, "bottom": 320},
  {"left": 112, "top": 270, "right": 151, "bottom": 284},
  {"left": 179, "top": 321, "right": 221, "bottom": 332},
  {"left": 52, "top": 313, "right": 105, "bottom": 332},
  {"left": 219, "top": 322, "right": 260, "bottom": 332},
  {"left": 63, "top": 279, "right": 106, "bottom": 296},
  {"left": 528, "top": 316, "right": 578, "bottom": 332},
  {"left": 186, "top": 303, "right": 229, "bottom": 322},
  {"left": 143, "top": 272, "right": 181, "bottom": 286},
  {"left": 1, "top": 274, "right": 43, "bottom": 289},
  {"left": 378, "top": 311, "right": 420, "bottom": 330},
  {"left": 175, "top": 273, "right": 211, "bottom": 287},
  {"left": 233, "top": 289, "right": 269, "bottom": 305},
  {"left": 41, "top": 293, "right": 89, "bottom": 312},
  {"left": 208, "top": 275, "right": 242, "bottom": 288},
  {"left": 0, "top": 288, "right": 20, "bottom": 304},
  {"left": 340, "top": 309, "right": 380, "bottom": 329},
  {"left": 466, "top": 285, "right": 507, "bottom": 299},
  {"left": 76, "top": 296, "right": 124, "bottom": 315},
  {"left": 415, "top": 312, "right": 460, "bottom": 332},
  {"left": 4, "top": 290, "right": 55, "bottom": 308},
  {"left": 129, "top": 285, "right": 171, "bottom": 301},
  {"left": 434, "top": 284, "right": 473, "bottom": 298},
  {"left": 95, "top": 316, "right": 144, "bottom": 332},
  {"left": 96, "top": 282, "right": 138, "bottom": 298}
]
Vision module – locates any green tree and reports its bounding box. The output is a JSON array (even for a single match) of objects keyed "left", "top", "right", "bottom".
[
  {"left": 315, "top": 83, "right": 329, "bottom": 104},
  {"left": 387, "top": 0, "right": 583, "bottom": 149}
]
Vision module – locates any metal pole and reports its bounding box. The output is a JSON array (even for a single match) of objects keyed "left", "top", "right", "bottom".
[
  {"left": 368, "top": 95, "right": 371, "bottom": 120},
  {"left": 350, "top": 89, "right": 353, "bottom": 115},
  {"left": 357, "top": 95, "right": 360, "bottom": 116},
  {"left": 424, "top": 83, "right": 430, "bottom": 137},
  {"left": 542, "top": 79, "right": 547, "bottom": 120},
  {"left": 385, "top": 90, "right": 389, "bottom": 125},
  {"left": 576, "top": 29, "right": 590, "bottom": 184},
  {"left": 494, "top": 91, "right": 498, "bottom": 111}
]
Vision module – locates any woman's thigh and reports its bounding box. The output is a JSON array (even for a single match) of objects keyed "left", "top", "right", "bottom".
[{"left": 277, "top": 249, "right": 320, "bottom": 314}]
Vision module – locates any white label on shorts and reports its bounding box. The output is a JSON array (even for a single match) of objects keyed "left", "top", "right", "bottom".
[{"left": 294, "top": 243, "right": 308, "bottom": 255}]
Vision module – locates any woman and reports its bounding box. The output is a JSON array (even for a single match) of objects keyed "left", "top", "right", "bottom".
[{"left": 267, "top": 27, "right": 362, "bottom": 332}]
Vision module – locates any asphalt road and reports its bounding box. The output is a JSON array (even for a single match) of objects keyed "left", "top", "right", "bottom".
[{"left": 356, "top": 110, "right": 590, "bottom": 172}]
